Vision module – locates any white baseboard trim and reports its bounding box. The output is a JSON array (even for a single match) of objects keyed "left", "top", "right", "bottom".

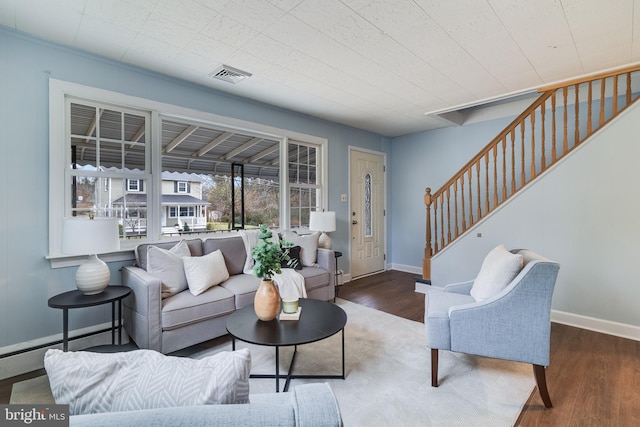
[
  {"left": 0, "top": 322, "right": 127, "bottom": 380},
  {"left": 389, "top": 263, "right": 422, "bottom": 275},
  {"left": 551, "top": 310, "right": 640, "bottom": 342}
]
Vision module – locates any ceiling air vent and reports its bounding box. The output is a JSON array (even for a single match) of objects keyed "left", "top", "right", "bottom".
[{"left": 209, "top": 65, "right": 252, "bottom": 84}]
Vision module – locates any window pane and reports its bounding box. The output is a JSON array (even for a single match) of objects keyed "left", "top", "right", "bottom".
[
  {"left": 68, "top": 101, "right": 149, "bottom": 242},
  {"left": 113, "top": 180, "right": 147, "bottom": 240},
  {"left": 288, "top": 141, "right": 320, "bottom": 229},
  {"left": 99, "top": 108, "right": 122, "bottom": 141},
  {"left": 160, "top": 119, "right": 281, "bottom": 234},
  {"left": 290, "top": 207, "right": 301, "bottom": 228},
  {"left": 70, "top": 176, "right": 97, "bottom": 213},
  {"left": 365, "top": 173, "right": 372, "bottom": 237}
]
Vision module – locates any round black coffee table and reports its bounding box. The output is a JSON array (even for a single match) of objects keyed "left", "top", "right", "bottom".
[{"left": 226, "top": 298, "right": 347, "bottom": 392}]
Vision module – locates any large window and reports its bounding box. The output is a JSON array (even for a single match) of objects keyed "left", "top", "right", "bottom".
[
  {"left": 159, "top": 118, "right": 283, "bottom": 232},
  {"left": 49, "top": 80, "right": 327, "bottom": 259},
  {"left": 67, "top": 101, "right": 150, "bottom": 240},
  {"left": 289, "top": 141, "right": 321, "bottom": 228}
]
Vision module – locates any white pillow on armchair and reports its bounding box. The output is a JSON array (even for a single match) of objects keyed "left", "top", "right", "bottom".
[{"left": 470, "top": 244, "right": 524, "bottom": 301}]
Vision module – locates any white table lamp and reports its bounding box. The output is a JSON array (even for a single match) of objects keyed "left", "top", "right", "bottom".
[
  {"left": 309, "top": 211, "right": 336, "bottom": 249},
  {"left": 62, "top": 217, "right": 120, "bottom": 295}
]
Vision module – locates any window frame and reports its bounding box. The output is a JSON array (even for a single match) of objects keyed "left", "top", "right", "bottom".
[
  {"left": 288, "top": 140, "right": 323, "bottom": 229},
  {"left": 127, "top": 179, "right": 142, "bottom": 192},
  {"left": 48, "top": 79, "right": 328, "bottom": 266},
  {"left": 176, "top": 181, "right": 188, "bottom": 193}
]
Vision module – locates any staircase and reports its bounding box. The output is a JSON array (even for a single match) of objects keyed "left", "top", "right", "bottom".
[{"left": 422, "top": 65, "right": 640, "bottom": 280}]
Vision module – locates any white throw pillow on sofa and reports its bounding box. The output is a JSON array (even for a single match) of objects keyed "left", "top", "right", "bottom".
[
  {"left": 147, "top": 240, "right": 191, "bottom": 298},
  {"left": 183, "top": 249, "right": 230, "bottom": 296},
  {"left": 44, "top": 348, "right": 251, "bottom": 416},
  {"left": 470, "top": 244, "right": 524, "bottom": 301},
  {"left": 281, "top": 231, "right": 320, "bottom": 267}
]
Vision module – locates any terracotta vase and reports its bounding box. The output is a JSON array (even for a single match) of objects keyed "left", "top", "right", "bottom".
[{"left": 254, "top": 279, "right": 281, "bottom": 321}]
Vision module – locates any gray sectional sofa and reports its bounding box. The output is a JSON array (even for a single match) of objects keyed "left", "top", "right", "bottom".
[{"left": 122, "top": 234, "right": 336, "bottom": 354}]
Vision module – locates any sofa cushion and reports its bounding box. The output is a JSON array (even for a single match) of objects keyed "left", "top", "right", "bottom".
[
  {"left": 203, "top": 236, "right": 247, "bottom": 276},
  {"left": 162, "top": 285, "right": 235, "bottom": 331},
  {"left": 44, "top": 348, "right": 251, "bottom": 416},
  {"left": 281, "top": 231, "right": 320, "bottom": 266},
  {"left": 220, "top": 274, "right": 261, "bottom": 308},
  {"left": 183, "top": 249, "right": 230, "bottom": 296},
  {"left": 470, "top": 244, "right": 524, "bottom": 301},
  {"left": 147, "top": 240, "right": 191, "bottom": 298},
  {"left": 298, "top": 266, "right": 331, "bottom": 292},
  {"left": 135, "top": 239, "right": 202, "bottom": 270}
]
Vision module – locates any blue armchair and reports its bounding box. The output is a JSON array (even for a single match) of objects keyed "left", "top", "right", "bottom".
[{"left": 424, "top": 249, "right": 560, "bottom": 408}]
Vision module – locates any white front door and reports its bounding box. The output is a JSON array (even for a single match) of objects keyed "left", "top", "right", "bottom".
[{"left": 350, "top": 149, "right": 385, "bottom": 278}]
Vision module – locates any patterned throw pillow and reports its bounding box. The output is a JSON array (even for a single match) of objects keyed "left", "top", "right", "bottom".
[
  {"left": 281, "top": 245, "right": 302, "bottom": 270},
  {"left": 44, "top": 348, "right": 251, "bottom": 416}
]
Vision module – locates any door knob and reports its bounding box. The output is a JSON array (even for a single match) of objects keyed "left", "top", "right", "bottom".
[{"left": 352, "top": 220, "right": 358, "bottom": 225}]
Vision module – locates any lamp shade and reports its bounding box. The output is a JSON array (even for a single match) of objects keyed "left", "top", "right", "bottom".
[
  {"left": 309, "top": 211, "right": 336, "bottom": 232},
  {"left": 62, "top": 218, "right": 120, "bottom": 255},
  {"left": 61, "top": 217, "right": 120, "bottom": 295}
]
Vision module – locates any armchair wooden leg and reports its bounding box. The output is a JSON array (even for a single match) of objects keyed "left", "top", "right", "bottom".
[
  {"left": 533, "top": 364, "right": 552, "bottom": 408},
  {"left": 431, "top": 348, "right": 439, "bottom": 387}
]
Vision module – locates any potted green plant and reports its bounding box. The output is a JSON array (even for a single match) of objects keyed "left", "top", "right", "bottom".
[{"left": 251, "top": 224, "right": 293, "bottom": 320}]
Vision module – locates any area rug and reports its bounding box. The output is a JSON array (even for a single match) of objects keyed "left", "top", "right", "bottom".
[
  {"left": 11, "top": 299, "right": 534, "bottom": 426},
  {"left": 191, "top": 299, "right": 534, "bottom": 426}
]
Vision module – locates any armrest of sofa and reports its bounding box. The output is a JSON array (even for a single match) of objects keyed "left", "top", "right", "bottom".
[
  {"left": 69, "top": 383, "right": 343, "bottom": 427},
  {"left": 121, "top": 266, "right": 163, "bottom": 351},
  {"left": 316, "top": 248, "right": 336, "bottom": 290}
]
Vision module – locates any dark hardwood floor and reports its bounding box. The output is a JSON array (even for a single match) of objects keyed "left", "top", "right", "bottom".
[
  {"left": 3, "top": 270, "right": 639, "bottom": 426},
  {"left": 340, "top": 271, "right": 640, "bottom": 427}
]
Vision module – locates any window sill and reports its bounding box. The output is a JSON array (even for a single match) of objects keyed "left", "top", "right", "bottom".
[{"left": 47, "top": 250, "right": 136, "bottom": 269}]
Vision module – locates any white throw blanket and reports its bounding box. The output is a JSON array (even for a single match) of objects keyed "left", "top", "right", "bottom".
[
  {"left": 239, "top": 229, "right": 307, "bottom": 299},
  {"left": 239, "top": 229, "right": 260, "bottom": 274},
  {"left": 273, "top": 268, "right": 307, "bottom": 299}
]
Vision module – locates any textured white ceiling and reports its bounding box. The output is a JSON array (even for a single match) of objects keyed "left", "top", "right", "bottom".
[{"left": 2, "top": 0, "right": 639, "bottom": 136}]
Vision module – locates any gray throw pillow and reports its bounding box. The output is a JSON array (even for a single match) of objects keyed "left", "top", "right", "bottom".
[
  {"left": 146, "top": 240, "right": 191, "bottom": 298},
  {"left": 281, "top": 231, "right": 320, "bottom": 266}
]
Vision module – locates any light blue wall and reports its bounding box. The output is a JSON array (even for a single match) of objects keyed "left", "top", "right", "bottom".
[
  {"left": 388, "top": 117, "right": 514, "bottom": 270},
  {"left": 0, "top": 28, "right": 389, "bottom": 349},
  {"left": 431, "top": 101, "right": 640, "bottom": 329}
]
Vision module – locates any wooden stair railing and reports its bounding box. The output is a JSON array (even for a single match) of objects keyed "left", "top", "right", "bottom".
[{"left": 423, "top": 65, "right": 640, "bottom": 280}]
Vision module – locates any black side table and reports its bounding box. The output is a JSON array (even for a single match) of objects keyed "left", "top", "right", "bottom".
[
  {"left": 334, "top": 251, "right": 342, "bottom": 300},
  {"left": 48, "top": 286, "right": 131, "bottom": 351}
]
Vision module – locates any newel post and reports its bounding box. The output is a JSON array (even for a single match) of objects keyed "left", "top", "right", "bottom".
[{"left": 423, "top": 187, "right": 432, "bottom": 280}]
